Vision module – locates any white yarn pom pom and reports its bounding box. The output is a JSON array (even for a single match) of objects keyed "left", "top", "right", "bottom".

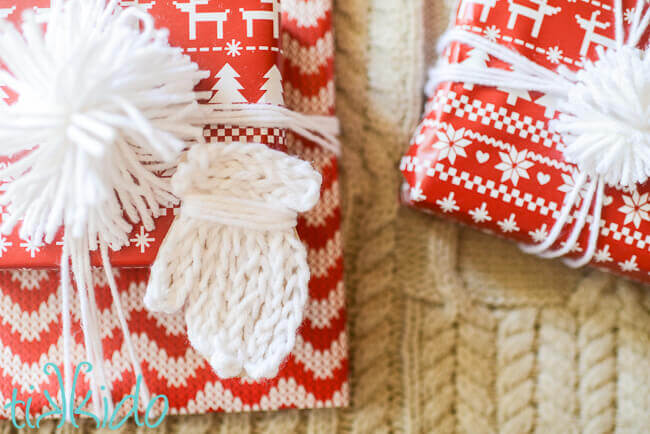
[
  {"left": 0, "top": 0, "right": 207, "bottom": 248},
  {"left": 554, "top": 46, "right": 650, "bottom": 188}
]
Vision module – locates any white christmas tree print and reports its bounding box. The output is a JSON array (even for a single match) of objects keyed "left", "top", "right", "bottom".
[
  {"left": 257, "top": 65, "right": 284, "bottom": 105},
  {"left": 209, "top": 63, "right": 248, "bottom": 104},
  {"left": 461, "top": 48, "right": 489, "bottom": 90}
]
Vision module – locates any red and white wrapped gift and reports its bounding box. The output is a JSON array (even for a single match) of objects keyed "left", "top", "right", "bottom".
[
  {"left": 402, "top": 0, "right": 650, "bottom": 283},
  {"left": 0, "top": 0, "right": 346, "bottom": 422}
]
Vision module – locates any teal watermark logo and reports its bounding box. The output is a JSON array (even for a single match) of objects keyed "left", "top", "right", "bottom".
[{"left": 4, "top": 362, "right": 168, "bottom": 429}]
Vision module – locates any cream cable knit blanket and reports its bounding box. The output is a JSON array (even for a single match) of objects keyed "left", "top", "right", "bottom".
[{"left": 27, "top": 0, "right": 650, "bottom": 432}]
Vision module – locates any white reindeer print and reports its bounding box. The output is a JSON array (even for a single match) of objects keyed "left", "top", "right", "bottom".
[
  {"left": 575, "top": 11, "right": 615, "bottom": 56},
  {"left": 240, "top": 0, "right": 280, "bottom": 39},
  {"left": 507, "top": 0, "right": 561, "bottom": 38},
  {"left": 458, "top": 0, "right": 498, "bottom": 23},
  {"left": 174, "top": 0, "right": 230, "bottom": 40}
]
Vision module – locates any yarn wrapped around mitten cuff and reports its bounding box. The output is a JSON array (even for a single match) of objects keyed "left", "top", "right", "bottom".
[{"left": 144, "top": 142, "right": 322, "bottom": 379}]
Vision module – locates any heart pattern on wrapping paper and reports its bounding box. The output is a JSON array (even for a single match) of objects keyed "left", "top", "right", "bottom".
[
  {"left": 476, "top": 151, "right": 490, "bottom": 163},
  {"left": 537, "top": 172, "right": 551, "bottom": 185}
]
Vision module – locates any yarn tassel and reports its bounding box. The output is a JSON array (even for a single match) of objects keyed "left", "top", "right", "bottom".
[
  {"left": 59, "top": 235, "right": 153, "bottom": 421},
  {"left": 145, "top": 142, "right": 322, "bottom": 379}
]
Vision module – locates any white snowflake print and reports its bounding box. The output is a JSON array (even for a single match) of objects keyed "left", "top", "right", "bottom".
[
  {"left": 225, "top": 39, "right": 242, "bottom": 57},
  {"left": 560, "top": 241, "right": 582, "bottom": 253},
  {"left": 436, "top": 192, "right": 460, "bottom": 213},
  {"left": 594, "top": 245, "right": 613, "bottom": 263},
  {"left": 432, "top": 125, "right": 470, "bottom": 165},
  {"left": 529, "top": 224, "right": 548, "bottom": 243},
  {"left": 624, "top": 7, "right": 635, "bottom": 23},
  {"left": 619, "top": 255, "right": 640, "bottom": 272},
  {"left": 0, "top": 235, "right": 12, "bottom": 257},
  {"left": 497, "top": 214, "right": 520, "bottom": 233},
  {"left": 130, "top": 226, "right": 155, "bottom": 254},
  {"left": 558, "top": 171, "right": 588, "bottom": 203},
  {"left": 483, "top": 25, "right": 501, "bottom": 42},
  {"left": 618, "top": 190, "right": 650, "bottom": 228},
  {"left": 495, "top": 147, "right": 534, "bottom": 186},
  {"left": 410, "top": 183, "right": 427, "bottom": 202},
  {"left": 546, "top": 46, "right": 563, "bottom": 64},
  {"left": 469, "top": 202, "right": 492, "bottom": 223},
  {"left": 10, "top": 269, "right": 49, "bottom": 290},
  {"left": 20, "top": 237, "right": 42, "bottom": 258}
]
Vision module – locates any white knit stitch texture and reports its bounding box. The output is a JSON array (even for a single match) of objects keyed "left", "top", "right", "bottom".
[{"left": 145, "top": 142, "right": 322, "bottom": 379}]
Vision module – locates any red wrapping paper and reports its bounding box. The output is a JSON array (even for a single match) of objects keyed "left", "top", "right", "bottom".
[
  {"left": 0, "top": 0, "right": 347, "bottom": 419},
  {"left": 402, "top": 0, "right": 650, "bottom": 283},
  {"left": 0, "top": 0, "right": 283, "bottom": 267}
]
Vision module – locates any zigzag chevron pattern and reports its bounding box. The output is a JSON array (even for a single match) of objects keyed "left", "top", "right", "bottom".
[
  {"left": 285, "top": 81, "right": 336, "bottom": 114},
  {"left": 305, "top": 281, "right": 344, "bottom": 328},
  {"left": 282, "top": 31, "right": 334, "bottom": 75},
  {"left": 0, "top": 0, "right": 347, "bottom": 418},
  {"left": 294, "top": 332, "right": 347, "bottom": 380},
  {"left": 283, "top": 0, "right": 331, "bottom": 28}
]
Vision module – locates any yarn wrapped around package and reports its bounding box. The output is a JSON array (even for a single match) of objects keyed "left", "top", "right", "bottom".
[
  {"left": 402, "top": 0, "right": 650, "bottom": 283},
  {"left": 0, "top": 0, "right": 346, "bottom": 421}
]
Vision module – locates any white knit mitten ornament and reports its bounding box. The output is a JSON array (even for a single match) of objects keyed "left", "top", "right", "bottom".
[{"left": 145, "top": 142, "right": 322, "bottom": 379}]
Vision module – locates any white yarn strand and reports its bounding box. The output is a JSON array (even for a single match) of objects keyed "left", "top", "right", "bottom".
[
  {"left": 100, "top": 243, "right": 151, "bottom": 405},
  {"left": 427, "top": 29, "right": 573, "bottom": 97},
  {"left": 197, "top": 103, "right": 341, "bottom": 156},
  {"left": 60, "top": 238, "right": 73, "bottom": 420},
  {"left": 429, "top": 0, "right": 650, "bottom": 267}
]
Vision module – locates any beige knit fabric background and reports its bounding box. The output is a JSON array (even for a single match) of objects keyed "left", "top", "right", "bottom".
[{"left": 6, "top": 0, "right": 650, "bottom": 432}]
